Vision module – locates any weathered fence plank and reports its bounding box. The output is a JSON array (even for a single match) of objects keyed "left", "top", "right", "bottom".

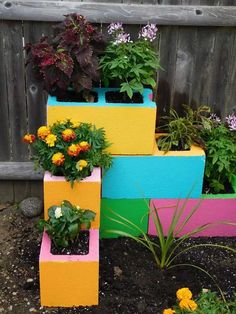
[
  {"left": 1, "top": 21, "right": 29, "bottom": 161},
  {"left": 0, "top": 2, "right": 236, "bottom": 26},
  {"left": 0, "top": 162, "right": 43, "bottom": 180}
]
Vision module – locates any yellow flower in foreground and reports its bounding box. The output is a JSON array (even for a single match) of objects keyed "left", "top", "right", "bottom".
[
  {"left": 179, "top": 299, "right": 197, "bottom": 312},
  {"left": 76, "top": 159, "right": 88, "bottom": 171},
  {"left": 37, "top": 126, "right": 50, "bottom": 140},
  {"left": 62, "top": 128, "right": 76, "bottom": 142},
  {"left": 23, "top": 134, "right": 36, "bottom": 144},
  {"left": 163, "top": 308, "right": 175, "bottom": 314},
  {"left": 79, "top": 141, "right": 90, "bottom": 151},
  {"left": 70, "top": 119, "right": 80, "bottom": 128},
  {"left": 52, "top": 152, "right": 65, "bottom": 166},
  {"left": 45, "top": 134, "right": 57, "bottom": 147},
  {"left": 176, "top": 288, "right": 192, "bottom": 301}
]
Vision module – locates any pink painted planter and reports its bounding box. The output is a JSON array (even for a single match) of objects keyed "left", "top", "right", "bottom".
[{"left": 148, "top": 198, "right": 236, "bottom": 237}]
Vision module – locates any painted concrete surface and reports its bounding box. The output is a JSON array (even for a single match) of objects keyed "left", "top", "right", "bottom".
[
  {"left": 47, "top": 88, "right": 156, "bottom": 155},
  {"left": 43, "top": 169, "right": 101, "bottom": 228},
  {"left": 148, "top": 198, "right": 236, "bottom": 237},
  {"left": 40, "top": 230, "right": 99, "bottom": 307}
]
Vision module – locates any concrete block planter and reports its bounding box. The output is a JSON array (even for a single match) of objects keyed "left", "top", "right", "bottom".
[
  {"left": 148, "top": 189, "right": 236, "bottom": 237},
  {"left": 102, "top": 138, "right": 205, "bottom": 199},
  {"left": 39, "top": 229, "right": 99, "bottom": 307},
  {"left": 44, "top": 168, "right": 101, "bottom": 228},
  {"left": 47, "top": 88, "right": 156, "bottom": 155},
  {"left": 100, "top": 198, "right": 150, "bottom": 238}
]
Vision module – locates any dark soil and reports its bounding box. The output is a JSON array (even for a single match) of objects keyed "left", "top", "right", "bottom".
[
  {"left": 105, "top": 91, "right": 143, "bottom": 104},
  {"left": 0, "top": 205, "right": 235, "bottom": 314},
  {"left": 50, "top": 231, "right": 89, "bottom": 256},
  {"left": 56, "top": 91, "right": 98, "bottom": 103},
  {"left": 203, "top": 181, "right": 234, "bottom": 194}
]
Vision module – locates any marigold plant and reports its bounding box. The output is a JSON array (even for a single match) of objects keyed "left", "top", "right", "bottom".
[{"left": 23, "top": 119, "right": 112, "bottom": 184}]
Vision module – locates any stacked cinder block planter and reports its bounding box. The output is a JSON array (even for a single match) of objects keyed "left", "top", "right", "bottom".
[
  {"left": 44, "top": 168, "right": 101, "bottom": 228},
  {"left": 40, "top": 229, "right": 99, "bottom": 307},
  {"left": 101, "top": 137, "right": 205, "bottom": 237},
  {"left": 47, "top": 88, "right": 156, "bottom": 155},
  {"left": 148, "top": 180, "right": 236, "bottom": 237}
]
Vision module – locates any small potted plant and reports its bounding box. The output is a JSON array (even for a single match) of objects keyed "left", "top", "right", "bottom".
[
  {"left": 23, "top": 119, "right": 112, "bottom": 222},
  {"left": 39, "top": 200, "right": 99, "bottom": 307}
]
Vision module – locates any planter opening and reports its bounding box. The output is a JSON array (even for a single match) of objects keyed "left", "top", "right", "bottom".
[
  {"left": 56, "top": 90, "right": 98, "bottom": 103},
  {"left": 105, "top": 91, "right": 143, "bottom": 104}
]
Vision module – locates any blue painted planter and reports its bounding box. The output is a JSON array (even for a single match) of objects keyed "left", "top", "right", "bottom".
[{"left": 102, "top": 139, "right": 205, "bottom": 199}]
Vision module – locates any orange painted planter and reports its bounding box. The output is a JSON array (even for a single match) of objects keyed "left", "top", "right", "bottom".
[
  {"left": 43, "top": 168, "right": 101, "bottom": 228},
  {"left": 39, "top": 229, "right": 99, "bottom": 307}
]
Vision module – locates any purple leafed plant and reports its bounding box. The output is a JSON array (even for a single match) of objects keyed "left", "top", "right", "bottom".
[{"left": 25, "top": 14, "right": 107, "bottom": 99}]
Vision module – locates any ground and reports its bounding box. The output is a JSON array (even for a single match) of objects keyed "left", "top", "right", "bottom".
[{"left": 0, "top": 205, "right": 235, "bottom": 314}]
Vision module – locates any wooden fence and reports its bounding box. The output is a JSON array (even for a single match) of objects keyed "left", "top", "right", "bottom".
[{"left": 0, "top": 0, "right": 236, "bottom": 202}]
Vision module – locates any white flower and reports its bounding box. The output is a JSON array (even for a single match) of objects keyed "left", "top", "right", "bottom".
[{"left": 54, "top": 207, "right": 63, "bottom": 219}]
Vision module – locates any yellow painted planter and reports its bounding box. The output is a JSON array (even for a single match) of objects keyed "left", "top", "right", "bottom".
[
  {"left": 40, "top": 229, "right": 99, "bottom": 307},
  {"left": 47, "top": 88, "right": 156, "bottom": 155},
  {"left": 44, "top": 168, "right": 101, "bottom": 228}
]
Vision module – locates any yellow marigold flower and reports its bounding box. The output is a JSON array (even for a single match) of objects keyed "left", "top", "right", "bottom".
[
  {"left": 70, "top": 119, "right": 80, "bottom": 128},
  {"left": 45, "top": 134, "right": 57, "bottom": 147},
  {"left": 79, "top": 141, "right": 90, "bottom": 152},
  {"left": 163, "top": 309, "right": 175, "bottom": 314},
  {"left": 179, "top": 299, "right": 197, "bottom": 312},
  {"left": 37, "top": 126, "right": 50, "bottom": 140},
  {"left": 23, "top": 134, "right": 36, "bottom": 144},
  {"left": 76, "top": 159, "right": 88, "bottom": 171},
  {"left": 62, "top": 129, "right": 76, "bottom": 142},
  {"left": 176, "top": 288, "right": 192, "bottom": 301},
  {"left": 67, "top": 144, "right": 81, "bottom": 157},
  {"left": 52, "top": 152, "right": 65, "bottom": 166}
]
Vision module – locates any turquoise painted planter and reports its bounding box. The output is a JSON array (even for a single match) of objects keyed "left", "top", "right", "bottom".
[{"left": 102, "top": 139, "right": 205, "bottom": 199}]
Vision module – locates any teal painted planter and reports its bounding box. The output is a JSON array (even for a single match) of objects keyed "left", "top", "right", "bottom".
[{"left": 102, "top": 139, "right": 205, "bottom": 199}]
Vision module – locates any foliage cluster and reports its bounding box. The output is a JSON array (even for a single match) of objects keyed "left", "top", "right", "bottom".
[
  {"left": 164, "top": 289, "right": 236, "bottom": 314},
  {"left": 39, "top": 200, "right": 96, "bottom": 248},
  {"left": 100, "top": 23, "right": 161, "bottom": 99},
  {"left": 25, "top": 14, "right": 106, "bottom": 98},
  {"left": 157, "top": 105, "right": 211, "bottom": 151},
  {"left": 202, "top": 124, "right": 236, "bottom": 193},
  {"left": 23, "top": 119, "right": 112, "bottom": 184}
]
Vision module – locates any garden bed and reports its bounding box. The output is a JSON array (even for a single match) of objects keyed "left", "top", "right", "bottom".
[{"left": 0, "top": 205, "right": 235, "bottom": 313}]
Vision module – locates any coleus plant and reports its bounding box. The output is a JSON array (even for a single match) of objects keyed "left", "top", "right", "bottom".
[{"left": 25, "top": 14, "right": 106, "bottom": 100}]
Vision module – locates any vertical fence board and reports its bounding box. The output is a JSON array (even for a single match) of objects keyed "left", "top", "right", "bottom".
[
  {"left": 24, "top": 21, "right": 54, "bottom": 132},
  {"left": 0, "top": 21, "right": 11, "bottom": 161},
  {"left": 1, "top": 21, "right": 28, "bottom": 161}
]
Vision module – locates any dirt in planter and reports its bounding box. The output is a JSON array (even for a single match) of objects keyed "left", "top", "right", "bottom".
[
  {"left": 56, "top": 90, "right": 98, "bottom": 103},
  {"left": 50, "top": 230, "right": 89, "bottom": 255},
  {"left": 105, "top": 91, "right": 143, "bottom": 104},
  {"left": 202, "top": 181, "right": 234, "bottom": 194},
  {"left": 0, "top": 204, "right": 235, "bottom": 314}
]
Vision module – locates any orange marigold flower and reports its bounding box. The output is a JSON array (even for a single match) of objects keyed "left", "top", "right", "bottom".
[
  {"left": 37, "top": 126, "right": 51, "bottom": 140},
  {"left": 79, "top": 141, "right": 90, "bottom": 152},
  {"left": 67, "top": 144, "right": 81, "bottom": 157},
  {"left": 176, "top": 288, "right": 192, "bottom": 301},
  {"left": 179, "top": 299, "right": 197, "bottom": 312},
  {"left": 23, "top": 134, "right": 36, "bottom": 144},
  {"left": 62, "top": 129, "right": 76, "bottom": 142},
  {"left": 52, "top": 152, "right": 65, "bottom": 166},
  {"left": 163, "top": 309, "right": 175, "bottom": 314}
]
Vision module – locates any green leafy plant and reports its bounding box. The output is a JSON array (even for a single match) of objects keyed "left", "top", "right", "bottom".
[
  {"left": 202, "top": 125, "right": 236, "bottom": 193},
  {"left": 25, "top": 13, "right": 106, "bottom": 99},
  {"left": 39, "top": 200, "right": 96, "bottom": 248},
  {"left": 106, "top": 197, "right": 235, "bottom": 298},
  {"left": 23, "top": 119, "right": 112, "bottom": 184},
  {"left": 157, "top": 105, "right": 211, "bottom": 152},
  {"left": 163, "top": 289, "right": 236, "bottom": 314},
  {"left": 100, "top": 22, "right": 161, "bottom": 99}
]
